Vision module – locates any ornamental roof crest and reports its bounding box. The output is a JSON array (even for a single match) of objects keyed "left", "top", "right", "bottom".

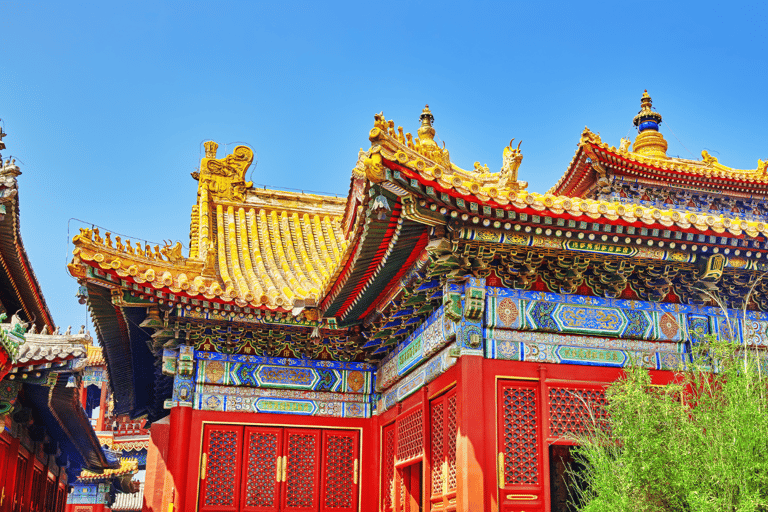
[{"left": 193, "top": 141, "right": 254, "bottom": 202}]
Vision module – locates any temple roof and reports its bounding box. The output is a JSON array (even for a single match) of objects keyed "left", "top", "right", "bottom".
[
  {"left": 0, "top": 156, "right": 55, "bottom": 333},
  {"left": 71, "top": 182, "right": 347, "bottom": 312},
  {"left": 551, "top": 91, "right": 768, "bottom": 200},
  {"left": 79, "top": 457, "right": 138, "bottom": 481}
]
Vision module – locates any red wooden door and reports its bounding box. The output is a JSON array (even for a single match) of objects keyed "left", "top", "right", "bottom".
[
  {"left": 497, "top": 380, "right": 544, "bottom": 512},
  {"left": 429, "top": 389, "right": 457, "bottom": 512},
  {"left": 199, "top": 424, "right": 245, "bottom": 512},
  {"left": 319, "top": 430, "right": 359, "bottom": 512},
  {"left": 281, "top": 428, "right": 322, "bottom": 512},
  {"left": 0, "top": 438, "right": 8, "bottom": 512},
  {"left": 12, "top": 455, "right": 27, "bottom": 512},
  {"left": 241, "top": 427, "right": 283, "bottom": 512}
]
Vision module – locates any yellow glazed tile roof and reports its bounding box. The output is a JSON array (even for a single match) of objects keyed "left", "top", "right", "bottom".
[
  {"left": 70, "top": 143, "right": 347, "bottom": 311},
  {"left": 79, "top": 458, "right": 138, "bottom": 480},
  {"left": 363, "top": 108, "right": 768, "bottom": 240}
]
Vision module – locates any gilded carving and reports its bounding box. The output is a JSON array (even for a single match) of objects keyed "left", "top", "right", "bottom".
[{"left": 196, "top": 142, "right": 254, "bottom": 202}]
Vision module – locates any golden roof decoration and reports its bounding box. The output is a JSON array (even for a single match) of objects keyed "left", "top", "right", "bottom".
[
  {"left": 632, "top": 90, "right": 668, "bottom": 157},
  {"left": 363, "top": 108, "right": 768, "bottom": 239},
  {"left": 70, "top": 141, "right": 348, "bottom": 313},
  {"left": 365, "top": 106, "right": 529, "bottom": 195},
  {"left": 79, "top": 458, "right": 138, "bottom": 480}
]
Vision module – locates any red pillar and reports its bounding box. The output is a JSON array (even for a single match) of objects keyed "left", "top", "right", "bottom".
[
  {"left": 3, "top": 437, "right": 19, "bottom": 512},
  {"left": 456, "top": 356, "right": 487, "bottom": 512},
  {"left": 96, "top": 383, "right": 108, "bottom": 432},
  {"left": 168, "top": 405, "right": 192, "bottom": 512},
  {"left": 540, "top": 365, "right": 551, "bottom": 512},
  {"left": 20, "top": 446, "right": 36, "bottom": 512}
]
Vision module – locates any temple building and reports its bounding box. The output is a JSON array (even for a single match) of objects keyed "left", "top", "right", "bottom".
[
  {"left": 69, "top": 92, "right": 768, "bottom": 512},
  {"left": 66, "top": 344, "right": 147, "bottom": 512},
  {"left": 0, "top": 128, "right": 119, "bottom": 512}
]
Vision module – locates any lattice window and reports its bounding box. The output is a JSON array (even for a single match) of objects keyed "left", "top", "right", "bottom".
[
  {"left": 430, "top": 400, "right": 445, "bottom": 493},
  {"left": 446, "top": 394, "right": 457, "bottom": 491},
  {"left": 323, "top": 433, "right": 356, "bottom": 509},
  {"left": 204, "top": 429, "right": 240, "bottom": 507},
  {"left": 383, "top": 424, "right": 396, "bottom": 511},
  {"left": 397, "top": 409, "right": 424, "bottom": 462},
  {"left": 243, "top": 429, "right": 279, "bottom": 508},
  {"left": 285, "top": 432, "right": 318, "bottom": 508},
  {"left": 502, "top": 386, "right": 539, "bottom": 484},
  {"left": 549, "top": 387, "right": 609, "bottom": 437}
]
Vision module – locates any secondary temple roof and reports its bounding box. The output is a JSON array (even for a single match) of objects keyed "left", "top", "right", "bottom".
[{"left": 69, "top": 92, "right": 768, "bottom": 418}]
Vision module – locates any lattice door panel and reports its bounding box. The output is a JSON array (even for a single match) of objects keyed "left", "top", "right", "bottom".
[
  {"left": 382, "top": 423, "right": 397, "bottom": 512},
  {"left": 549, "top": 386, "right": 609, "bottom": 438},
  {"left": 396, "top": 408, "right": 424, "bottom": 463},
  {"left": 429, "top": 389, "right": 458, "bottom": 512},
  {"left": 320, "top": 430, "right": 359, "bottom": 512},
  {"left": 282, "top": 428, "right": 321, "bottom": 512},
  {"left": 199, "top": 424, "right": 244, "bottom": 512},
  {"left": 241, "top": 426, "right": 283, "bottom": 512}
]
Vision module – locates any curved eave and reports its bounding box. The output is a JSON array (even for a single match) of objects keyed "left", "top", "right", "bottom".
[
  {"left": 0, "top": 196, "right": 55, "bottom": 332},
  {"left": 388, "top": 152, "right": 768, "bottom": 241},
  {"left": 86, "top": 283, "right": 136, "bottom": 416},
  {"left": 552, "top": 141, "right": 768, "bottom": 198}
]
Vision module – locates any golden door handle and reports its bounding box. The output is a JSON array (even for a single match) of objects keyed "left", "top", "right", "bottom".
[
  {"left": 281, "top": 455, "right": 288, "bottom": 482},
  {"left": 442, "top": 461, "right": 449, "bottom": 494},
  {"left": 497, "top": 452, "right": 505, "bottom": 488},
  {"left": 275, "top": 455, "right": 282, "bottom": 482},
  {"left": 200, "top": 453, "right": 207, "bottom": 480},
  {"left": 353, "top": 459, "right": 358, "bottom": 484}
]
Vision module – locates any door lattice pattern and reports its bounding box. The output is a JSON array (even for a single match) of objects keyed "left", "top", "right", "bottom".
[
  {"left": 244, "top": 430, "right": 279, "bottom": 508},
  {"left": 397, "top": 409, "right": 424, "bottom": 462},
  {"left": 204, "top": 430, "right": 239, "bottom": 506},
  {"left": 324, "top": 435, "right": 355, "bottom": 509},
  {"left": 285, "top": 433, "right": 317, "bottom": 508},
  {"left": 446, "top": 394, "right": 457, "bottom": 491},
  {"left": 383, "top": 425, "right": 396, "bottom": 510},
  {"left": 549, "top": 387, "right": 609, "bottom": 437},
  {"left": 430, "top": 401, "right": 444, "bottom": 492},
  {"left": 502, "top": 387, "right": 539, "bottom": 484}
]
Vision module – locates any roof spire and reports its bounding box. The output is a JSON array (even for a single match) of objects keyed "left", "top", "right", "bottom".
[
  {"left": 632, "top": 90, "right": 668, "bottom": 157},
  {"left": 417, "top": 105, "right": 437, "bottom": 148}
]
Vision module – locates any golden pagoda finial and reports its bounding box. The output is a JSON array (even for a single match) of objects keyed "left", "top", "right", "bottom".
[
  {"left": 417, "top": 105, "right": 437, "bottom": 148},
  {"left": 204, "top": 141, "right": 219, "bottom": 159},
  {"left": 632, "top": 90, "right": 668, "bottom": 158}
]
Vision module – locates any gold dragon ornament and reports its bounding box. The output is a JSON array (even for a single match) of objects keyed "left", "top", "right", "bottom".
[{"left": 193, "top": 141, "right": 254, "bottom": 202}]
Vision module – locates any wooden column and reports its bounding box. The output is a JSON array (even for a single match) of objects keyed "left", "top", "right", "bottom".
[
  {"left": 168, "top": 405, "right": 192, "bottom": 512},
  {"left": 540, "top": 365, "right": 551, "bottom": 512},
  {"left": 95, "top": 382, "right": 108, "bottom": 432},
  {"left": 20, "top": 444, "right": 36, "bottom": 512},
  {"left": 456, "top": 355, "right": 486, "bottom": 512},
  {"left": 3, "top": 436, "right": 19, "bottom": 512}
]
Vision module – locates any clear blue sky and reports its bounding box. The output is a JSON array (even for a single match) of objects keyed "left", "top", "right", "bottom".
[{"left": 2, "top": 1, "right": 767, "bottom": 329}]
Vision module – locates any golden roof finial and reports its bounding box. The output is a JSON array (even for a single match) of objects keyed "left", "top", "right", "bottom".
[
  {"left": 204, "top": 141, "right": 219, "bottom": 159},
  {"left": 632, "top": 90, "right": 668, "bottom": 158},
  {"left": 418, "top": 105, "right": 437, "bottom": 148}
]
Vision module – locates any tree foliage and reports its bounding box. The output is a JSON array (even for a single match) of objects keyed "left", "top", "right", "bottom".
[{"left": 574, "top": 338, "right": 768, "bottom": 512}]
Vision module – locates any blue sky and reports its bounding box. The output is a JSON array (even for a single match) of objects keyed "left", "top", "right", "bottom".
[{"left": 2, "top": 1, "right": 767, "bottom": 329}]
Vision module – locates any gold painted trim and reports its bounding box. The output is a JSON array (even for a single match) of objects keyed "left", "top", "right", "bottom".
[
  {"left": 495, "top": 375, "right": 539, "bottom": 382},
  {"left": 428, "top": 381, "right": 457, "bottom": 400},
  {"left": 546, "top": 378, "right": 610, "bottom": 385},
  {"left": 506, "top": 494, "right": 537, "bottom": 500},
  {"left": 195, "top": 420, "right": 364, "bottom": 512},
  {"left": 497, "top": 452, "right": 504, "bottom": 488}
]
